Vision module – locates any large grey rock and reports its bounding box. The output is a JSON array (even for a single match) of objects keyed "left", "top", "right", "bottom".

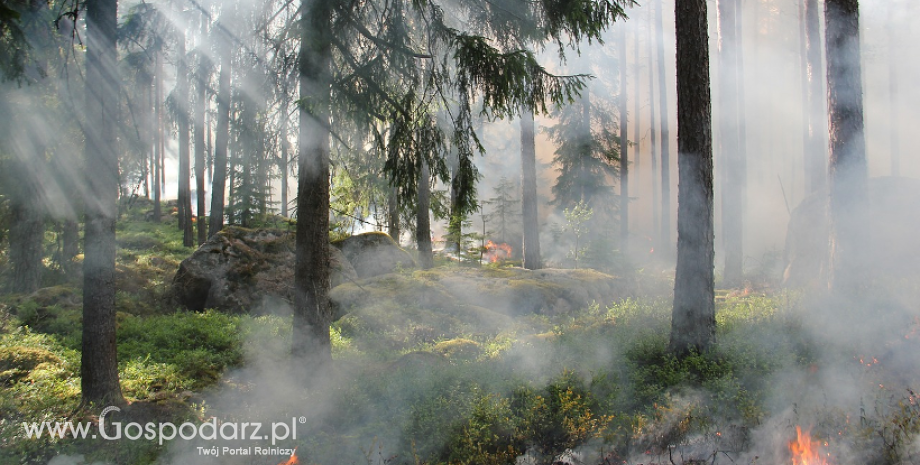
[
  {"left": 783, "top": 176, "right": 920, "bottom": 286},
  {"left": 331, "top": 232, "right": 416, "bottom": 279},
  {"left": 172, "top": 227, "right": 357, "bottom": 313}
]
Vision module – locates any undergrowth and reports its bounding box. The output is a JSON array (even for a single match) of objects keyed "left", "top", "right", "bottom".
[{"left": 1, "top": 205, "right": 918, "bottom": 464}]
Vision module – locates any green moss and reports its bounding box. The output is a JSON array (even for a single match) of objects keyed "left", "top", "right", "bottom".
[
  {"left": 433, "top": 338, "right": 482, "bottom": 361},
  {"left": 117, "top": 310, "right": 243, "bottom": 389},
  {"left": 0, "top": 346, "right": 62, "bottom": 383}
]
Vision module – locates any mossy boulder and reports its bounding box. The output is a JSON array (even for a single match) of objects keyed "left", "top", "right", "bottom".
[
  {"left": 21, "top": 286, "right": 80, "bottom": 308},
  {"left": 0, "top": 346, "right": 62, "bottom": 384},
  {"left": 422, "top": 268, "right": 624, "bottom": 316},
  {"left": 329, "top": 267, "right": 627, "bottom": 352},
  {"left": 172, "top": 227, "right": 357, "bottom": 313},
  {"left": 432, "top": 338, "right": 482, "bottom": 361},
  {"left": 332, "top": 232, "right": 416, "bottom": 279}
]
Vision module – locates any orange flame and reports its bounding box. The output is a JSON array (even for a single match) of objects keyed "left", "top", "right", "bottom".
[
  {"left": 484, "top": 240, "right": 512, "bottom": 263},
  {"left": 277, "top": 447, "right": 299, "bottom": 465},
  {"left": 790, "top": 427, "right": 829, "bottom": 465}
]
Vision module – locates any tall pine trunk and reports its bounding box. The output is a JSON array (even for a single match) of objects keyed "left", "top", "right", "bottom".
[
  {"left": 656, "top": 0, "right": 672, "bottom": 256},
  {"left": 388, "top": 185, "right": 399, "bottom": 241},
  {"left": 805, "top": 0, "right": 826, "bottom": 193},
  {"left": 669, "top": 0, "right": 716, "bottom": 356},
  {"left": 279, "top": 106, "right": 290, "bottom": 218},
  {"left": 8, "top": 159, "right": 44, "bottom": 294},
  {"left": 292, "top": 0, "right": 333, "bottom": 368},
  {"left": 448, "top": 161, "right": 461, "bottom": 257},
  {"left": 647, "top": 4, "right": 660, "bottom": 248},
  {"left": 633, "top": 23, "right": 641, "bottom": 175},
  {"left": 887, "top": 2, "right": 899, "bottom": 177},
  {"left": 618, "top": 25, "right": 629, "bottom": 250},
  {"left": 208, "top": 32, "right": 231, "bottom": 238},
  {"left": 520, "top": 106, "right": 542, "bottom": 270},
  {"left": 153, "top": 51, "right": 163, "bottom": 223},
  {"left": 177, "top": 32, "right": 193, "bottom": 247},
  {"left": 82, "top": 0, "right": 124, "bottom": 406},
  {"left": 735, "top": 1, "right": 748, "bottom": 204},
  {"left": 194, "top": 14, "right": 208, "bottom": 245},
  {"left": 825, "top": 0, "right": 868, "bottom": 295},
  {"left": 417, "top": 159, "right": 434, "bottom": 269},
  {"left": 62, "top": 218, "right": 79, "bottom": 274},
  {"left": 719, "top": 0, "right": 744, "bottom": 287}
]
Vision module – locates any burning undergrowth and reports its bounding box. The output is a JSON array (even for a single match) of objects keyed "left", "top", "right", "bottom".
[
  {"left": 20, "top": 267, "right": 920, "bottom": 465},
  {"left": 153, "top": 284, "right": 918, "bottom": 465}
]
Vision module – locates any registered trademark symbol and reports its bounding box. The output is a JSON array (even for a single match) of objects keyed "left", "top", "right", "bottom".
[{"left": 299, "top": 417, "right": 307, "bottom": 424}]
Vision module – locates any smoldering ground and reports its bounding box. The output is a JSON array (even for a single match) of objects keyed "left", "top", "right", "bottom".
[{"left": 9, "top": 0, "right": 920, "bottom": 463}]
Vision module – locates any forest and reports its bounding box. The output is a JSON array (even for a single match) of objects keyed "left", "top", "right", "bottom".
[{"left": 1, "top": 0, "right": 919, "bottom": 463}]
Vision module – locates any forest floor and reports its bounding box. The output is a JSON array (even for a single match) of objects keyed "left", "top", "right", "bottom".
[{"left": 1, "top": 205, "right": 919, "bottom": 465}]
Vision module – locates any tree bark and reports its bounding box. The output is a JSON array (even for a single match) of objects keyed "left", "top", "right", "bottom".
[
  {"left": 520, "top": 106, "right": 542, "bottom": 270},
  {"left": 633, "top": 21, "right": 641, "bottom": 175},
  {"left": 656, "top": 0, "right": 673, "bottom": 257},
  {"left": 449, "top": 163, "right": 463, "bottom": 258},
  {"left": 208, "top": 31, "right": 231, "bottom": 238},
  {"left": 416, "top": 159, "right": 434, "bottom": 269},
  {"left": 825, "top": 0, "right": 869, "bottom": 294},
  {"left": 887, "top": 1, "right": 900, "bottom": 177},
  {"left": 8, "top": 162, "right": 44, "bottom": 294},
  {"left": 177, "top": 32, "right": 194, "bottom": 247},
  {"left": 618, "top": 24, "right": 629, "bottom": 250},
  {"left": 719, "top": 0, "right": 744, "bottom": 287},
  {"left": 194, "top": 14, "right": 208, "bottom": 245},
  {"left": 805, "top": 0, "right": 827, "bottom": 193},
  {"left": 82, "top": 0, "right": 124, "bottom": 406},
  {"left": 292, "top": 0, "right": 333, "bottom": 369},
  {"left": 153, "top": 50, "right": 163, "bottom": 223},
  {"left": 669, "top": 0, "right": 716, "bottom": 356},
  {"left": 387, "top": 185, "right": 399, "bottom": 242},
  {"left": 735, "top": 0, "right": 748, "bottom": 205},
  {"left": 647, "top": 4, "right": 660, "bottom": 249},
  {"left": 279, "top": 108, "right": 290, "bottom": 218},
  {"left": 62, "top": 218, "right": 79, "bottom": 274}
]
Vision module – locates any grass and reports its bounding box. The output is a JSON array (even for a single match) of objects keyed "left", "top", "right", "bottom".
[{"left": 1, "top": 203, "right": 919, "bottom": 464}]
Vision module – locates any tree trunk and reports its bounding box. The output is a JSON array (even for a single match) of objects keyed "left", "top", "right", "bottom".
[
  {"left": 388, "top": 185, "right": 399, "bottom": 242},
  {"left": 825, "top": 0, "right": 869, "bottom": 294},
  {"left": 177, "top": 32, "right": 194, "bottom": 247},
  {"left": 805, "top": 0, "right": 826, "bottom": 193},
  {"left": 633, "top": 22, "right": 641, "bottom": 175},
  {"left": 719, "top": 0, "right": 744, "bottom": 287},
  {"left": 887, "top": 1, "right": 900, "bottom": 177},
  {"left": 735, "top": 1, "right": 748, "bottom": 205},
  {"left": 520, "top": 106, "right": 542, "bottom": 270},
  {"left": 194, "top": 14, "right": 208, "bottom": 245},
  {"left": 62, "top": 218, "right": 79, "bottom": 274},
  {"left": 798, "top": 0, "right": 810, "bottom": 182},
  {"left": 669, "top": 0, "right": 716, "bottom": 356},
  {"left": 208, "top": 33, "right": 231, "bottom": 238},
  {"left": 279, "top": 110, "right": 290, "bottom": 218},
  {"left": 417, "top": 159, "right": 434, "bottom": 269},
  {"left": 647, "top": 4, "right": 660, "bottom": 249},
  {"left": 8, "top": 163, "right": 44, "bottom": 294},
  {"left": 82, "top": 0, "right": 125, "bottom": 406},
  {"left": 292, "top": 0, "right": 333, "bottom": 369},
  {"left": 153, "top": 51, "right": 163, "bottom": 223},
  {"left": 618, "top": 24, "right": 629, "bottom": 250},
  {"left": 656, "top": 0, "right": 673, "bottom": 257}
]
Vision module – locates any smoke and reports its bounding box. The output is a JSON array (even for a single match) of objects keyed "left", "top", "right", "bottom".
[{"left": 7, "top": 0, "right": 920, "bottom": 463}]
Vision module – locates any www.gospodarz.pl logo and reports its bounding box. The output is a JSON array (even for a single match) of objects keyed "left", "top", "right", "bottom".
[{"left": 23, "top": 406, "right": 306, "bottom": 446}]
